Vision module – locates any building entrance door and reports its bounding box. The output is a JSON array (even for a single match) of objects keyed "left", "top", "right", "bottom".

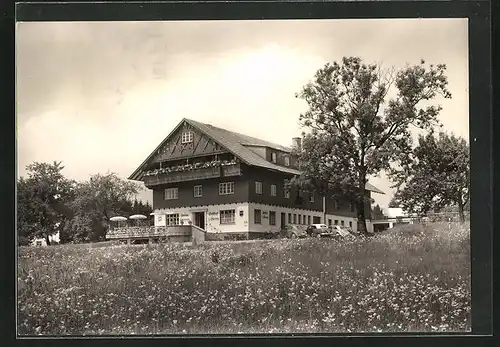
[{"left": 194, "top": 212, "right": 206, "bottom": 230}]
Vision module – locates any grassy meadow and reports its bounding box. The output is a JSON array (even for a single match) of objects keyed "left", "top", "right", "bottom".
[{"left": 17, "top": 223, "right": 471, "bottom": 335}]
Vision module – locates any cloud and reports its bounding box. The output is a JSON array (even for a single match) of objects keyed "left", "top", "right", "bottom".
[{"left": 16, "top": 19, "right": 469, "bottom": 207}]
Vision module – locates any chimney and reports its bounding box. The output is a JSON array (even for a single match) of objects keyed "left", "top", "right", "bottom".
[{"left": 292, "top": 137, "right": 302, "bottom": 151}]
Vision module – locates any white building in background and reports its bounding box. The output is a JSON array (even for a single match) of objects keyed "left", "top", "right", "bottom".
[
  {"left": 383, "top": 207, "right": 410, "bottom": 219},
  {"left": 31, "top": 231, "right": 60, "bottom": 246}
]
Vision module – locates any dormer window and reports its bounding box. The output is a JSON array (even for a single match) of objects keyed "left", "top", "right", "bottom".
[
  {"left": 271, "top": 152, "right": 277, "bottom": 163},
  {"left": 284, "top": 156, "right": 290, "bottom": 166},
  {"left": 181, "top": 131, "right": 193, "bottom": 144}
]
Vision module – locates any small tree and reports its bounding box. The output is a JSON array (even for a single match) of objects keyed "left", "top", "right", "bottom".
[
  {"left": 294, "top": 57, "right": 451, "bottom": 234},
  {"left": 372, "top": 204, "right": 386, "bottom": 220},
  {"left": 17, "top": 161, "right": 75, "bottom": 246},
  {"left": 389, "top": 132, "right": 469, "bottom": 223},
  {"left": 64, "top": 173, "right": 142, "bottom": 242}
]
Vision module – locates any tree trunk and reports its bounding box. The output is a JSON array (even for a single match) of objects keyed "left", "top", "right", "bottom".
[
  {"left": 357, "top": 182, "right": 369, "bottom": 235},
  {"left": 322, "top": 196, "right": 327, "bottom": 224},
  {"left": 358, "top": 155, "right": 369, "bottom": 235},
  {"left": 458, "top": 200, "right": 465, "bottom": 224}
]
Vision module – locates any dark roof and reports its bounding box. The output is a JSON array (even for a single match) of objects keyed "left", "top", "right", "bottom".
[
  {"left": 129, "top": 118, "right": 384, "bottom": 194},
  {"left": 184, "top": 119, "right": 299, "bottom": 175}
]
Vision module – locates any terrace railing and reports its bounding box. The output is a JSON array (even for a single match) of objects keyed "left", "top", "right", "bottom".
[{"left": 106, "top": 226, "right": 192, "bottom": 239}]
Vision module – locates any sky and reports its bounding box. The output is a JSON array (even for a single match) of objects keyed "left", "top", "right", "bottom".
[{"left": 16, "top": 19, "right": 469, "bottom": 209}]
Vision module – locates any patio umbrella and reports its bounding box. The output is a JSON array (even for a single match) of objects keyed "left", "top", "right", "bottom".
[
  {"left": 129, "top": 214, "right": 147, "bottom": 220},
  {"left": 110, "top": 216, "right": 127, "bottom": 222}
]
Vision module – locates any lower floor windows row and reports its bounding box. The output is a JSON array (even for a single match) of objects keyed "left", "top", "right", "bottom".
[
  {"left": 163, "top": 210, "right": 353, "bottom": 228},
  {"left": 253, "top": 210, "right": 277, "bottom": 226}
]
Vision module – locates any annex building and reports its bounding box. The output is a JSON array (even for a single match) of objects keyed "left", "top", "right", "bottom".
[{"left": 129, "top": 118, "right": 384, "bottom": 237}]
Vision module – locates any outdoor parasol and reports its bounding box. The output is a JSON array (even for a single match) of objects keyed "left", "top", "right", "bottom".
[{"left": 110, "top": 216, "right": 127, "bottom": 222}]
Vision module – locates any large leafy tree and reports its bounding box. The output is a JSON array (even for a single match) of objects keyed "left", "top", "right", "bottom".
[
  {"left": 63, "top": 173, "right": 142, "bottom": 242},
  {"left": 294, "top": 57, "right": 451, "bottom": 234},
  {"left": 17, "top": 161, "right": 76, "bottom": 245},
  {"left": 389, "top": 132, "right": 469, "bottom": 223}
]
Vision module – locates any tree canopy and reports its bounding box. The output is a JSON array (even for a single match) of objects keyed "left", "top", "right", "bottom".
[
  {"left": 17, "top": 161, "right": 76, "bottom": 245},
  {"left": 63, "top": 173, "right": 143, "bottom": 242},
  {"left": 18, "top": 163, "right": 148, "bottom": 245},
  {"left": 388, "top": 132, "right": 469, "bottom": 222},
  {"left": 293, "top": 56, "right": 451, "bottom": 233}
]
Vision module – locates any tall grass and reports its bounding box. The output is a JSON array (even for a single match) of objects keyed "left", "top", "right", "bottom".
[{"left": 17, "top": 223, "right": 470, "bottom": 335}]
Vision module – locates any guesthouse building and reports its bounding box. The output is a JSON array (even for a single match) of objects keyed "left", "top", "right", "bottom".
[{"left": 128, "top": 118, "right": 384, "bottom": 237}]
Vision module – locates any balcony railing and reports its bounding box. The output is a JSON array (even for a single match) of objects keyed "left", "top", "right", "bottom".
[
  {"left": 106, "top": 226, "right": 191, "bottom": 239},
  {"left": 143, "top": 161, "right": 241, "bottom": 187}
]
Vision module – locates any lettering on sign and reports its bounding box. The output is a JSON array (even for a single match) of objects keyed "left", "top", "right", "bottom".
[
  {"left": 181, "top": 213, "right": 189, "bottom": 217},
  {"left": 239, "top": 210, "right": 244, "bottom": 217},
  {"left": 262, "top": 211, "right": 269, "bottom": 219},
  {"left": 208, "top": 212, "right": 218, "bottom": 216}
]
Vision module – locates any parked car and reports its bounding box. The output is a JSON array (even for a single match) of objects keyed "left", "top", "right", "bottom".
[
  {"left": 281, "top": 224, "right": 308, "bottom": 239},
  {"left": 330, "top": 225, "right": 356, "bottom": 240},
  {"left": 306, "top": 224, "right": 335, "bottom": 238}
]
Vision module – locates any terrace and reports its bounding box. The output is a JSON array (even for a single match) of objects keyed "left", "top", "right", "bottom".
[{"left": 106, "top": 225, "right": 206, "bottom": 244}]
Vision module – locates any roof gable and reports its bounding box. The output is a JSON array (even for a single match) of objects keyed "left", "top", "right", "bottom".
[{"left": 150, "top": 122, "right": 225, "bottom": 163}]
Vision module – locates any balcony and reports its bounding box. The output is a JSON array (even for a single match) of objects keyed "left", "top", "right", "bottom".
[{"left": 143, "top": 160, "right": 241, "bottom": 187}]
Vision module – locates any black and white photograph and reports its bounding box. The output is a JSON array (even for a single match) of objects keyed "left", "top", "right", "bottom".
[{"left": 16, "top": 18, "right": 472, "bottom": 335}]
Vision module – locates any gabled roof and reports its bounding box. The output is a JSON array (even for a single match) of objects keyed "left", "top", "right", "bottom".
[{"left": 129, "top": 118, "right": 384, "bottom": 194}]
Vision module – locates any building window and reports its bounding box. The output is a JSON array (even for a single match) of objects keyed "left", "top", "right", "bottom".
[
  {"left": 164, "top": 188, "right": 178, "bottom": 200},
  {"left": 254, "top": 209, "right": 262, "bottom": 224},
  {"left": 293, "top": 214, "right": 297, "bottom": 224},
  {"left": 271, "top": 152, "right": 277, "bottom": 163},
  {"left": 288, "top": 213, "right": 292, "bottom": 224},
  {"left": 284, "top": 156, "right": 290, "bottom": 166},
  {"left": 194, "top": 185, "right": 202, "bottom": 197},
  {"left": 349, "top": 221, "right": 353, "bottom": 228},
  {"left": 219, "top": 182, "right": 234, "bottom": 195},
  {"left": 298, "top": 215, "right": 302, "bottom": 225},
  {"left": 309, "top": 193, "right": 314, "bottom": 203},
  {"left": 36, "top": 241, "right": 42, "bottom": 246},
  {"left": 308, "top": 216, "right": 312, "bottom": 225},
  {"left": 269, "top": 211, "right": 276, "bottom": 226},
  {"left": 270, "top": 184, "right": 277, "bottom": 196},
  {"left": 334, "top": 199, "right": 339, "bottom": 210},
  {"left": 255, "top": 181, "right": 263, "bottom": 194},
  {"left": 341, "top": 220, "right": 345, "bottom": 226},
  {"left": 181, "top": 131, "right": 193, "bottom": 144},
  {"left": 166, "top": 213, "right": 180, "bottom": 226},
  {"left": 284, "top": 188, "right": 290, "bottom": 199},
  {"left": 334, "top": 220, "right": 339, "bottom": 225},
  {"left": 220, "top": 210, "right": 235, "bottom": 224},
  {"left": 328, "top": 219, "right": 332, "bottom": 226}
]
